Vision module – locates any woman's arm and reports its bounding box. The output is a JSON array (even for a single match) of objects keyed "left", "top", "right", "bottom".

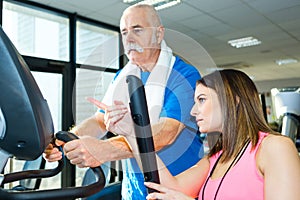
[
  {"left": 101, "top": 100, "right": 210, "bottom": 198},
  {"left": 258, "top": 135, "right": 300, "bottom": 200},
  {"left": 146, "top": 155, "right": 210, "bottom": 198}
]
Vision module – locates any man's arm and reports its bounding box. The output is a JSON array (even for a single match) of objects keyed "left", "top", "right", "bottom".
[
  {"left": 100, "top": 117, "right": 184, "bottom": 162},
  {"left": 152, "top": 117, "right": 184, "bottom": 151},
  {"left": 60, "top": 97, "right": 185, "bottom": 168},
  {"left": 62, "top": 115, "right": 184, "bottom": 168},
  {"left": 71, "top": 112, "right": 107, "bottom": 139},
  {"left": 89, "top": 101, "right": 184, "bottom": 161}
]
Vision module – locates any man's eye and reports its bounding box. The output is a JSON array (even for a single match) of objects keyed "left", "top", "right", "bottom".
[
  {"left": 133, "top": 28, "right": 143, "bottom": 34},
  {"left": 121, "top": 31, "right": 128, "bottom": 36}
]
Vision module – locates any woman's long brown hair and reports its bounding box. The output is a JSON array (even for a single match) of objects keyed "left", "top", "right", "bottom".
[{"left": 198, "top": 69, "right": 277, "bottom": 162}]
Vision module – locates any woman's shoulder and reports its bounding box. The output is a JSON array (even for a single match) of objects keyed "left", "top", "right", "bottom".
[
  {"left": 261, "top": 134, "right": 296, "bottom": 153},
  {"left": 258, "top": 134, "right": 299, "bottom": 172},
  {"left": 257, "top": 133, "right": 300, "bottom": 200}
]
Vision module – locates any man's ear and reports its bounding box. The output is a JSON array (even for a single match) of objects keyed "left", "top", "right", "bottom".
[{"left": 157, "top": 26, "right": 164, "bottom": 44}]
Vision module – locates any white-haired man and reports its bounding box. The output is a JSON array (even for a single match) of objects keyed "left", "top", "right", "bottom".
[{"left": 45, "top": 4, "right": 204, "bottom": 199}]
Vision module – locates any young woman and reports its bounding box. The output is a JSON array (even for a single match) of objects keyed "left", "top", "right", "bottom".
[
  {"left": 97, "top": 69, "right": 300, "bottom": 199},
  {"left": 143, "top": 69, "right": 300, "bottom": 200}
]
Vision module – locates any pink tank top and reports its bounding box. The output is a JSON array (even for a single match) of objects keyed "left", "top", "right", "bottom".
[{"left": 199, "top": 131, "right": 268, "bottom": 200}]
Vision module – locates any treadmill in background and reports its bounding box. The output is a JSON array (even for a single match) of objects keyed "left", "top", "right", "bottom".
[{"left": 271, "top": 87, "right": 300, "bottom": 151}]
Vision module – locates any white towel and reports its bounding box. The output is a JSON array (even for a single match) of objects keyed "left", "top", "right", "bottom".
[{"left": 101, "top": 40, "right": 175, "bottom": 123}]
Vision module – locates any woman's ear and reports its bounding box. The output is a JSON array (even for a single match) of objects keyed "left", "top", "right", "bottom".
[{"left": 236, "top": 96, "right": 240, "bottom": 107}]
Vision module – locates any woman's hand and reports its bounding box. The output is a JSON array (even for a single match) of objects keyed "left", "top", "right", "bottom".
[{"left": 144, "top": 182, "right": 195, "bottom": 200}]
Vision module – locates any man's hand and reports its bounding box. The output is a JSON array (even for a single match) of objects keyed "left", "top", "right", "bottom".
[
  {"left": 43, "top": 140, "right": 64, "bottom": 162},
  {"left": 62, "top": 136, "right": 103, "bottom": 168},
  {"left": 44, "top": 98, "right": 137, "bottom": 168},
  {"left": 104, "top": 100, "right": 134, "bottom": 136},
  {"left": 87, "top": 98, "right": 134, "bottom": 137}
]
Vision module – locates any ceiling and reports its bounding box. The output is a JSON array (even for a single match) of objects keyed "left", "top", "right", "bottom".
[{"left": 27, "top": 0, "right": 300, "bottom": 83}]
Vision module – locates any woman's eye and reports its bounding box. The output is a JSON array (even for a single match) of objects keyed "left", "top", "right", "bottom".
[{"left": 198, "top": 97, "right": 206, "bottom": 104}]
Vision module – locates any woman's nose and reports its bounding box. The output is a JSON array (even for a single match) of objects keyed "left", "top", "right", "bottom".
[{"left": 190, "top": 104, "right": 197, "bottom": 116}]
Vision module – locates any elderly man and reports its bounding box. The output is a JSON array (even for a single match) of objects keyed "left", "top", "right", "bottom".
[{"left": 45, "top": 4, "right": 203, "bottom": 199}]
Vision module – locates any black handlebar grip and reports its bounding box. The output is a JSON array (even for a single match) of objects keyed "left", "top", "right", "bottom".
[
  {"left": 55, "top": 131, "right": 79, "bottom": 142},
  {"left": 126, "top": 75, "right": 160, "bottom": 193}
]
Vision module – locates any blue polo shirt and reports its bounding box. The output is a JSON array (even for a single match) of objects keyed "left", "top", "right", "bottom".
[{"left": 121, "top": 56, "right": 204, "bottom": 199}]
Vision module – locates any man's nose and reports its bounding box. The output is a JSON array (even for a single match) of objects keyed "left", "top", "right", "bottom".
[{"left": 123, "top": 30, "right": 136, "bottom": 43}]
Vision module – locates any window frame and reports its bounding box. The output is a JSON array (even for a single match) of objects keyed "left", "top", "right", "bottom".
[{"left": 1, "top": 0, "right": 124, "bottom": 189}]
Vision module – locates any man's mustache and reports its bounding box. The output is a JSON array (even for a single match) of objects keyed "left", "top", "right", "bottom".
[{"left": 125, "top": 43, "right": 144, "bottom": 54}]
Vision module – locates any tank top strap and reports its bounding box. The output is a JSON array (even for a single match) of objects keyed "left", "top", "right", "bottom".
[{"left": 252, "top": 131, "right": 269, "bottom": 152}]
